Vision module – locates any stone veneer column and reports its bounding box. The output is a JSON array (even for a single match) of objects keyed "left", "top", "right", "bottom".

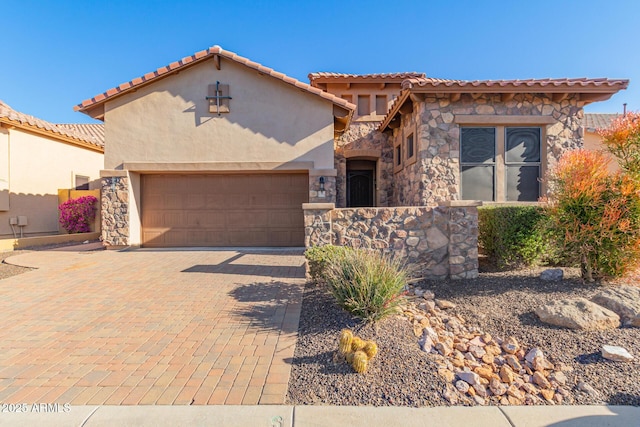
[
  {"left": 100, "top": 171, "right": 129, "bottom": 247},
  {"left": 442, "top": 201, "right": 481, "bottom": 279},
  {"left": 308, "top": 173, "right": 337, "bottom": 204},
  {"left": 303, "top": 203, "right": 334, "bottom": 247}
]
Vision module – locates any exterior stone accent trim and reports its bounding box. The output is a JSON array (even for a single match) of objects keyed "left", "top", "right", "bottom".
[
  {"left": 303, "top": 203, "right": 480, "bottom": 280},
  {"left": 101, "top": 175, "right": 129, "bottom": 247}
]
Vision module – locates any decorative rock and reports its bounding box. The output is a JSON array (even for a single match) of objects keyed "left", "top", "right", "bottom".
[
  {"left": 472, "top": 383, "right": 488, "bottom": 398},
  {"left": 535, "top": 298, "right": 621, "bottom": 330},
  {"left": 442, "top": 384, "right": 459, "bottom": 404},
  {"left": 591, "top": 286, "right": 640, "bottom": 327},
  {"left": 469, "top": 336, "right": 485, "bottom": 347},
  {"left": 468, "top": 345, "right": 486, "bottom": 359},
  {"left": 540, "top": 268, "right": 563, "bottom": 281},
  {"left": 455, "top": 380, "right": 470, "bottom": 393},
  {"left": 577, "top": 381, "right": 600, "bottom": 398},
  {"left": 474, "top": 367, "right": 498, "bottom": 381},
  {"left": 438, "top": 367, "right": 456, "bottom": 382},
  {"left": 532, "top": 371, "right": 551, "bottom": 389},
  {"left": 472, "top": 395, "right": 486, "bottom": 405},
  {"left": 525, "top": 348, "right": 544, "bottom": 364},
  {"left": 549, "top": 371, "right": 567, "bottom": 386},
  {"left": 436, "top": 299, "right": 456, "bottom": 310},
  {"left": 602, "top": 345, "right": 634, "bottom": 362},
  {"left": 481, "top": 354, "right": 495, "bottom": 365},
  {"left": 521, "top": 382, "right": 539, "bottom": 395},
  {"left": 489, "top": 378, "right": 507, "bottom": 396},
  {"left": 454, "top": 342, "right": 468, "bottom": 352},
  {"left": 500, "top": 365, "right": 515, "bottom": 384},
  {"left": 422, "top": 290, "right": 435, "bottom": 300},
  {"left": 507, "top": 385, "right": 525, "bottom": 401},
  {"left": 505, "top": 354, "right": 522, "bottom": 371},
  {"left": 540, "top": 389, "right": 555, "bottom": 402},
  {"left": 421, "top": 300, "right": 436, "bottom": 311},
  {"left": 485, "top": 345, "right": 502, "bottom": 356},
  {"left": 457, "top": 371, "right": 481, "bottom": 386},
  {"left": 501, "top": 336, "right": 519, "bottom": 354},
  {"left": 532, "top": 356, "right": 554, "bottom": 372},
  {"left": 436, "top": 342, "right": 452, "bottom": 357},
  {"left": 418, "top": 327, "right": 438, "bottom": 353}
]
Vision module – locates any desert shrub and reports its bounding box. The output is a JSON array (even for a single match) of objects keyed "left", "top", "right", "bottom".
[
  {"left": 543, "top": 149, "right": 640, "bottom": 281},
  {"left": 304, "top": 245, "right": 352, "bottom": 283},
  {"left": 599, "top": 111, "right": 640, "bottom": 178},
  {"left": 478, "top": 205, "right": 552, "bottom": 269},
  {"left": 324, "top": 249, "right": 407, "bottom": 322},
  {"left": 58, "top": 195, "right": 98, "bottom": 233}
]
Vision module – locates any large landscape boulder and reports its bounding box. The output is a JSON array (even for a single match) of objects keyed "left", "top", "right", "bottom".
[
  {"left": 535, "top": 298, "right": 620, "bottom": 330},
  {"left": 591, "top": 286, "right": 640, "bottom": 327}
]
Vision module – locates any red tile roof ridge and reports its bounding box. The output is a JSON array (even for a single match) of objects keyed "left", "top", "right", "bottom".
[
  {"left": 308, "top": 72, "right": 426, "bottom": 81},
  {"left": 0, "top": 100, "right": 104, "bottom": 149},
  {"left": 402, "top": 77, "right": 629, "bottom": 90},
  {"left": 76, "top": 45, "right": 356, "bottom": 114}
]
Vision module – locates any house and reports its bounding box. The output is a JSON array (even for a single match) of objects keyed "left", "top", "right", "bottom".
[
  {"left": 583, "top": 113, "right": 620, "bottom": 172},
  {"left": 0, "top": 101, "right": 104, "bottom": 238},
  {"left": 75, "top": 45, "right": 627, "bottom": 278}
]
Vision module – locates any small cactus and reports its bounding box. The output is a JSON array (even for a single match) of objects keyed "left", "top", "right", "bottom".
[
  {"left": 351, "top": 336, "right": 366, "bottom": 352},
  {"left": 363, "top": 340, "right": 378, "bottom": 360},
  {"left": 345, "top": 352, "right": 355, "bottom": 364},
  {"left": 352, "top": 350, "right": 369, "bottom": 373},
  {"left": 339, "top": 329, "right": 353, "bottom": 355}
]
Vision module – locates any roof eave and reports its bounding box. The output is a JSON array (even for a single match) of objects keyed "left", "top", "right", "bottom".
[{"left": 0, "top": 118, "right": 104, "bottom": 153}]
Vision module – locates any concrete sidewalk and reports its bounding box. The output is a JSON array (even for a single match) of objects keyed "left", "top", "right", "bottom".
[{"left": 0, "top": 405, "right": 637, "bottom": 427}]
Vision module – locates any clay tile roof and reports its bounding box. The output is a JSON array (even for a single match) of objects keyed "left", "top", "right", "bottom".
[
  {"left": 57, "top": 123, "right": 105, "bottom": 145},
  {"left": 75, "top": 45, "right": 355, "bottom": 117},
  {"left": 308, "top": 72, "right": 426, "bottom": 82},
  {"left": 583, "top": 113, "right": 619, "bottom": 132},
  {"left": 0, "top": 100, "right": 104, "bottom": 150},
  {"left": 402, "top": 77, "right": 629, "bottom": 90}
]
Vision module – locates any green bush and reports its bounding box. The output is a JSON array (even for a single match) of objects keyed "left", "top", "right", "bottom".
[
  {"left": 324, "top": 249, "right": 407, "bottom": 322},
  {"left": 478, "top": 205, "right": 552, "bottom": 269},
  {"left": 304, "top": 245, "right": 352, "bottom": 283}
]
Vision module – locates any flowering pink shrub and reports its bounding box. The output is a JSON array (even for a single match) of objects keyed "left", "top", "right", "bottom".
[{"left": 58, "top": 195, "right": 98, "bottom": 233}]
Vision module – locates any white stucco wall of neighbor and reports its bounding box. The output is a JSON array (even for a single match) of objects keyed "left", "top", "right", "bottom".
[
  {"left": 103, "top": 58, "right": 336, "bottom": 170},
  {"left": 0, "top": 127, "right": 103, "bottom": 237}
]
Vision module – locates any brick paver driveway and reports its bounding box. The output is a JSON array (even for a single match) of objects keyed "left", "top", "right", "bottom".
[{"left": 0, "top": 248, "right": 305, "bottom": 405}]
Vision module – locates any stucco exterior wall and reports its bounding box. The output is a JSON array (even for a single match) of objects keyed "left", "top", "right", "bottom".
[
  {"left": 0, "top": 127, "right": 104, "bottom": 238},
  {"left": 584, "top": 130, "right": 619, "bottom": 173},
  {"left": 391, "top": 93, "right": 583, "bottom": 205},
  {"left": 103, "top": 58, "right": 335, "bottom": 171}
]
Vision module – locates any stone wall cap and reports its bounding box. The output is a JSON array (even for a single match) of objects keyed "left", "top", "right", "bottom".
[
  {"left": 440, "top": 200, "right": 483, "bottom": 207},
  {"left": 100, "top": 170, "right": 128, "bottom": 177},
  {"left": 302, "top": 203, "right": 335, "bottom": 210},
  {"left": 308, "top": 169, "right": 338, "bottom": 177}
]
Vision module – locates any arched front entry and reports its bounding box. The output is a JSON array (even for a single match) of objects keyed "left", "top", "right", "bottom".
[{"left": 346, "top": 159, "right": 376, "bottom": 207}]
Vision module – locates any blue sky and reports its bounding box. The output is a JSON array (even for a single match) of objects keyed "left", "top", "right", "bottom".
[{"left": 1, "top": 0, "right": 637, "bottom": 124}]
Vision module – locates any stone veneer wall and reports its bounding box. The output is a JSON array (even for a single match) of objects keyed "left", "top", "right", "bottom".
[
  {"left": 308, "top": 175, "right": 336, "bottom": 204},
  {"left": 304, "top": 204, "right": 479, "bottom": 280},
  {"left": 334, "top": 122, "right": 393, "bottom": 207},
  {"left": 391, "top": 93, "right": 583, "bottom": 205},
  {"left": 101, "top": 176, "right": 129, "bottom": 246}
]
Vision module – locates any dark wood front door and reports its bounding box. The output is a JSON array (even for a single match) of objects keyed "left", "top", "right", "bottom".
[{"left": 347, "top": 170, "right": 374, "bottom": 207}]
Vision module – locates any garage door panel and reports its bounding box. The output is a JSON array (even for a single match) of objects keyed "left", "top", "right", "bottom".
[{"left": 142, "top": 173, "right": 307, "bottom": 247}]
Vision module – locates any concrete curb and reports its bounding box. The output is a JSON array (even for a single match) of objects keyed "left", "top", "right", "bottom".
[{"left": 0, "top": 405, "right": 637, "bottom": 427}]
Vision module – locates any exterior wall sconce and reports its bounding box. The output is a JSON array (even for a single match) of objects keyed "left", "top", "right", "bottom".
[{"left": 318, "top": 176, "right": 326, "bottom": 198}]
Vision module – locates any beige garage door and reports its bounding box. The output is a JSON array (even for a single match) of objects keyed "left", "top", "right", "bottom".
[{"left": 141, "top": 173, "right": 308, "bottom": 247}]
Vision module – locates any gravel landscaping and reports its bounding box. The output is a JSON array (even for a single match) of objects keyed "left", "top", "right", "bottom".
[
  {"left": 287, "top": 264, "right": 640, "bottom": 407},
  {"left": 0, "top": 251, "right": 33, "bottom": 280}
]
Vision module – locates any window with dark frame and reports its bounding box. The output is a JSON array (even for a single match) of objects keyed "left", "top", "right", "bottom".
[
  {"left": 460, "top": 126, "right": 541, "bottom": 202},
  {"left": 395, "top": 145, "right": 402, "bottom": 166},
  {"left": 406, "top": 133, "right": 414, "bottom": 159}
]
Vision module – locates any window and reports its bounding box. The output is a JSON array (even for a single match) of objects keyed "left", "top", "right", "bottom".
[
  {"left": 75, "top": 175, "right": 90, "bottom": 190},
  {"left": 406, "top": 133, "right": 415, "bottom": 160},
  {"left": 460, "top": 127, "right": 541, "bottom": 202},
  {"left": 393, "top": 143, "right": 403, "bottom": 173},
  {"left": 375, "top": 95, "right": 387, "bottom": 115},
  {"left": 357, "top": 95, "right": 370, "bottom": 116}
]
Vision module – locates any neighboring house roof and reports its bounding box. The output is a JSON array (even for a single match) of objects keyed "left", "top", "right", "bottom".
[
  {"left": 0, "top": 100, "right": 104, "bottom": 152},
  {"left": 583, "top": 113, "right": 619, "bottom": 133},
  {"left": 381, "top": 77, "right": 630, "bottom": 131},
  {"left": 75, "top": 45, "right": 356, "bottom": 130},
  {"left": 308, "top": 72, "right": 426, "bottom": 86}
]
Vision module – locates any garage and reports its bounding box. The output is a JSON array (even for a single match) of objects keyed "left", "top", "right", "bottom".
[{"left": 141, "top": 173, "right": 308, "bottom": 247}]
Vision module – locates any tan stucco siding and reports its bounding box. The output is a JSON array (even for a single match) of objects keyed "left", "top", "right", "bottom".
[
  {"left": 0, "top": 127, "right": 104, "bottom": 237},
  {"left": 103, "top": 58, "right": 335, "bottom": 170},
  {"left": 584, "top": 130, "right": 619, "bottom": 173}
]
